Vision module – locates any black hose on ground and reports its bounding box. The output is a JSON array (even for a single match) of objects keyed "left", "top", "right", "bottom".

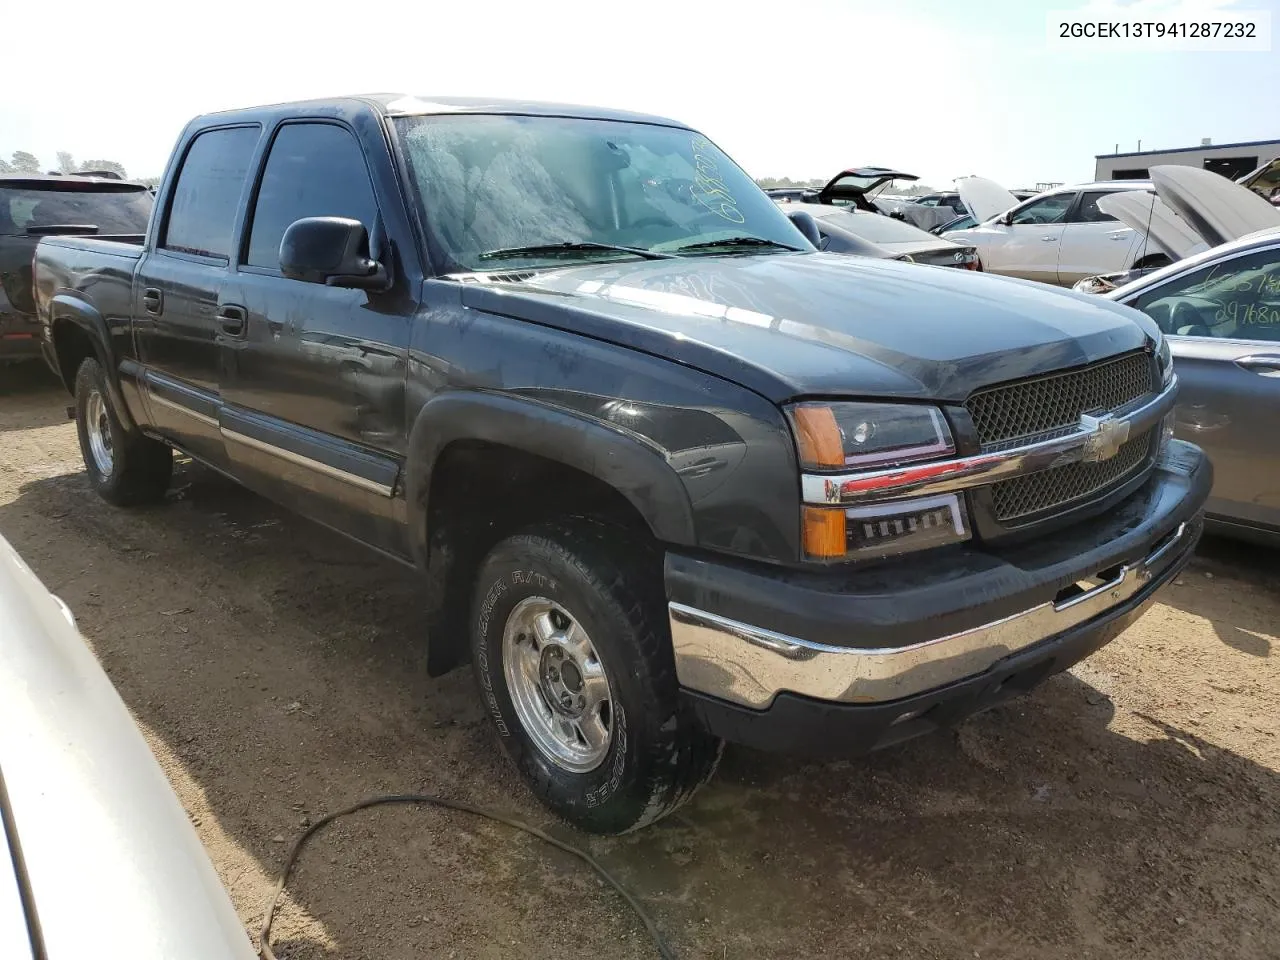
[{"left": 257, "top": 792, "right": 677, "bottom": 960}]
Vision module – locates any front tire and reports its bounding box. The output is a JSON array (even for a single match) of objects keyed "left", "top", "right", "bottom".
[
  {"left": 470, "top": 521, "right": 722, "bottom": 834},
  {"left": 74, "top": 357, "right": 172, "bottom": 506}
]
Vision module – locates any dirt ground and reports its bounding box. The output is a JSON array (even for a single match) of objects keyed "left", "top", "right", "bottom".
[{"left": 2, "top": 362, "right": 1278, "bottom": 960}]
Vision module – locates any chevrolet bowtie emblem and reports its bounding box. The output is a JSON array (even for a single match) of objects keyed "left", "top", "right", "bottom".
[{"left": 1079, "top": 413, "right": 1130, "bottom": 463}]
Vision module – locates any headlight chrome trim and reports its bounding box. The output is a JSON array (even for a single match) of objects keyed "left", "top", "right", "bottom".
[{"left": 801, "top": 376, "right": 1178, "bottom": 506}]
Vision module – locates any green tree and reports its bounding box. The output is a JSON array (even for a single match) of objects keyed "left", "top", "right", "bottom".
[
  {"left": 56, "top": 151, "right": 77, "bottom": 174},
  {"left": 0, "top": 156, "right": 11, "bottom": 174},
  {"left": 79, "top": 159, "right": 127, "bottom": 178},
  {"left": 10, "top": 151, "right": 40, "bottom": 173}
]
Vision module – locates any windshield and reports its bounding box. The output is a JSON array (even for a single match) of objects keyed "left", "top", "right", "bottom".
[
  {"left": 394, "top": 115, "right": 809, "bottom": 270},
  {"left": 818, "top": 209, "right": 934, "bottom": 244},
  {"left": 0, "top": 185, "right": 152, "bottom": 236}
]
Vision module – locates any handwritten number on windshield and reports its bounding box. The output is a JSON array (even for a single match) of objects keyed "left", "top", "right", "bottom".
[{"left": 690, "top": 136, "right": 745, "bottom": 224}]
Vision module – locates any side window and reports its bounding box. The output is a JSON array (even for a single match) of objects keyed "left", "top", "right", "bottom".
[
  {"left": 162, "top": 126, "right": 260, "bottom": 258},
  {"left": 246, "top": 123, "right": 379, "bottom": 270},
  {"left": 916, "top": 195, "right": 940, "bottom": 207},
  {"left": 1129, "top": 247, "right": 1280, "bottom": 341},
  {"left": 1071, "top": 191, "right": 1120, "bottom": 224},
  {"left": 1009, "top": 193, "right": 1074, "bottom": 225}
]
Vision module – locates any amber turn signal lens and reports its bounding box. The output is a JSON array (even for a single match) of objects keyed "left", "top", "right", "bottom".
[
  {"left": 802, "top": 507, "right": 846, "bottom": 559},
  {"left": 792, "top": 405, "right": 844, "bottom": 469}
]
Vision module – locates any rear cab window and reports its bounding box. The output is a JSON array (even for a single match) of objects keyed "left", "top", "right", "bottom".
[
  {"left": 161, "top": 126, "right": 260, "bottom": 259},
  {"left": 0, "top": 182, "right": 152, "bottom": 236}
]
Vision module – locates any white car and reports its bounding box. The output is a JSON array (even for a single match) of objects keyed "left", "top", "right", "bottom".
[
  {"left": 944, "top": 179, "right": 1174, "bottom": 286},
  {"left": 0, "top": 534, "right": 254, "bottom": 960},
  {"left": 1074, "top": 164, "right": 1280, "bottom": 293}
]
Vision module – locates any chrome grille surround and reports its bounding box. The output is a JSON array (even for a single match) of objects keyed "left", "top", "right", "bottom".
[
  {"left": 966, "top": 351, "right": 1156, "bottom": 452},
  {"left": 989, "top": 429, "right": 1153, "bottom": 522}
]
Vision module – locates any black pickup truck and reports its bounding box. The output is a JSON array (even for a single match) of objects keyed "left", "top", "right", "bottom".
[{"left": 34, "top": 95, "right": 1210, "bottom": 834}]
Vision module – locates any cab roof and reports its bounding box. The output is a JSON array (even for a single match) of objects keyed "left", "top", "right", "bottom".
[{"left": 200, "top": 94, "right": 688, "bottom": 129}]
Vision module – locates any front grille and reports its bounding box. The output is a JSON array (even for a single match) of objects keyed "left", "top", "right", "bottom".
[
  {"left": 990, "top": 430, "right": 1153, "bottom": 522},
  {"left": 967, "top": 352, "right": 1155, "bottom": 451}
]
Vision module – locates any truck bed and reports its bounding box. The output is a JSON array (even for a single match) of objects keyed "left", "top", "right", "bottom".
[{"left": 33, "top": 236, "right": 145, "bottom": 382}]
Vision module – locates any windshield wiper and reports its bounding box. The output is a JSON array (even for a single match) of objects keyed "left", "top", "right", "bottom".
[
  {"left": 477, "top": 241, "right": 675, "bottom": 263},
  {"left": 670, "top": 236, "right": 804, "bottom": 254}
]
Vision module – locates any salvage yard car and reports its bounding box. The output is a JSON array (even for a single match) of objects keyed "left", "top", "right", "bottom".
[
  {"left": 945, "top": 178, "right": 1174, "bottom": 286},
  {"left": 1, "top": 174, "right": 152, "bottom": 364},
  {"left": 0, "top": 534, "right": 254, "bottom": 960},
  {"left": 773, "top": 201, "right": 980, "bottom": 269},
  {"left": 34, "top": 94, "right": 1209, "bottom": 835}
]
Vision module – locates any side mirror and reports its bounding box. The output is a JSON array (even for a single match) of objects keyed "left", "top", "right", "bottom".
[
  {"left": 786, "top": 209, "right": 822, "bottom": 249},
  {"left": 279, "top": 217, "right": 390, "bottom": 290}
]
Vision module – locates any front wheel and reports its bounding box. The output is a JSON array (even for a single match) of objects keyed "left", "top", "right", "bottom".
[{"left": 470, "top": 521, "right": 722, "bottom": 834}]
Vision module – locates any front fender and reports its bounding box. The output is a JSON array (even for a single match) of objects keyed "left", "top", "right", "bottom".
[{"left": 404, "top": 390, "right": 698, "bottom": 567}]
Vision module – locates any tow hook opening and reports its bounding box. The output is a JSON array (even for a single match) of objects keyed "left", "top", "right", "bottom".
[{"left": 1054, "top": 563, "right": 1126, "bottom": 608}]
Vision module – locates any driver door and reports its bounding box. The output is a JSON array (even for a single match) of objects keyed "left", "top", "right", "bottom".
[
  {"left": 983, "top": 192, "right": 1076, "bottom": 283},
  {"left": 1124, "top": 242, "right": 1280, "bottom": 533}
]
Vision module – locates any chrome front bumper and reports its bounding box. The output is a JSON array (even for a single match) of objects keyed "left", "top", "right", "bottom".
[{"left": 670, "top": 521, "right": 1189, "bottom": 709}]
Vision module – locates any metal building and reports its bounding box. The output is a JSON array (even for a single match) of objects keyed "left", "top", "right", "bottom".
[{"left": 1094, "top": 138, "right": 1280, "bottom": 182}]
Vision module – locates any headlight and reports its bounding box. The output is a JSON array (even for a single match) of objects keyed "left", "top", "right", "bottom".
[
  {"left": 787, "top": 401, "right": 955, "bottom": 471},
  {"left": 1156, "top": 335, "right": 1173, "bottom": 386},
  {"left": 787, "top": 402, "right": 970, "bottom": 562}
]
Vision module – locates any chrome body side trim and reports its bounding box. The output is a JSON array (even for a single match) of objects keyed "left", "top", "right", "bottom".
[
  {"left": 149, "top": 392, "right": 219, "bottom": 429},
  {"left": 221, "top": 429, "right": 394, "bottom": 497},
  {"left": 801, "top": 376, "right": 1177, "bottom": 505},
  {"left": 669, "top": 522, "right": 1188, "bottom": 709}
]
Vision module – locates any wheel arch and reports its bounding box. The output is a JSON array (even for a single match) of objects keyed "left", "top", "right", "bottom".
[{"left": 403, "top": 391, "right": 697, "bottom": 676}]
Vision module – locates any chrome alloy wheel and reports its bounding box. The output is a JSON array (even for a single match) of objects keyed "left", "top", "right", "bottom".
[
  {"left": 85, "top": 390, "right": 114, "bottom": 478},
  {"left": 502, "top": 597, "right": 615, "bottom": 773}
]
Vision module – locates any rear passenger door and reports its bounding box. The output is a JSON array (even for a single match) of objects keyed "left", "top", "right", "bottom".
[
  {"left": 134, "top": 125, "right": 259, "bottom": 471},
  {"left": 1056, "top": 190, "right": 1137, "bottom": 285},
  {"left": 219, "top": 120, "right": 410, "bottom": 553}
]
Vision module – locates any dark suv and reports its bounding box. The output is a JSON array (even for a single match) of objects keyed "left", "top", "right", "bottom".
[{"left": 1, "top": 174, "right": 152, "bottom": 363}]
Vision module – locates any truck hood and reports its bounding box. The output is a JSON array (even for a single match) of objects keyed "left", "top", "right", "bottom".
[
  {"left": 956, "top": 177, "right": 1021, "bottom": 223},
  {"left": 1149, "top": 164, "right": 1280, "bottom": 248},
  {"left": 1097, "top": 190, "right": 1210, "bottom": 262},
  {"left": 459, "top": 252, "right": 1152, "bottom": 403}
]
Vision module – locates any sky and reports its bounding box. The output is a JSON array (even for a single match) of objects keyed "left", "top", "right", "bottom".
[{"left": 2, "top": 0, "right": 1277, "bottom": 189}]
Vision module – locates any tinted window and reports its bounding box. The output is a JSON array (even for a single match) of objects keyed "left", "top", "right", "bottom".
[
  {"left": 246, "top": 124, "right": 379, "bottom": 269},
  {"left": 1129, "top": 247, "right": 1280, "bottom": 341},
  {"left": 0, "top": 185, "right": 152, "bottom": 236},
  {"left": 162, "top": 126, "right": 259, "bottom": 258},
  {"left": 1010, "top": 193, "right": 1074, "bottom": 225},
  {"left": 1071, "top": 191, "right": 1120, "bottom": 224}
]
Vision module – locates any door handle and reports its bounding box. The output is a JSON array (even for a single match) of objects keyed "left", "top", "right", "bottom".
[
  {"left": 1041, "top": 236, "right": 1058, "bottom": 242},
  {"left": 217, "top": 304, "right": 247, "bottom": 336},
  {"left": 1234, "top": 354, "right": 1280, "bottom": 374},
  {"left": 1110, "top": 234, "right": 1128, "bottom": 240},
  {"left": 142, "top": 288, "right": 163, "bottom": 314}
]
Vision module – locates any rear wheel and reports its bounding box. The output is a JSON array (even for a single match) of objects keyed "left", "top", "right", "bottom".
[
  {"left": 470, "top": 520, "right": 722, "bottom": 834},
  {"left": 74, "top": 357, "right": 172, "bottom": 506}
]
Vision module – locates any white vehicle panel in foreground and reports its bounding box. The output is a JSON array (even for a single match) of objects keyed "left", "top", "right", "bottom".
[{"left": 0, "top": 534, "right": 255, "bottom": 960}]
